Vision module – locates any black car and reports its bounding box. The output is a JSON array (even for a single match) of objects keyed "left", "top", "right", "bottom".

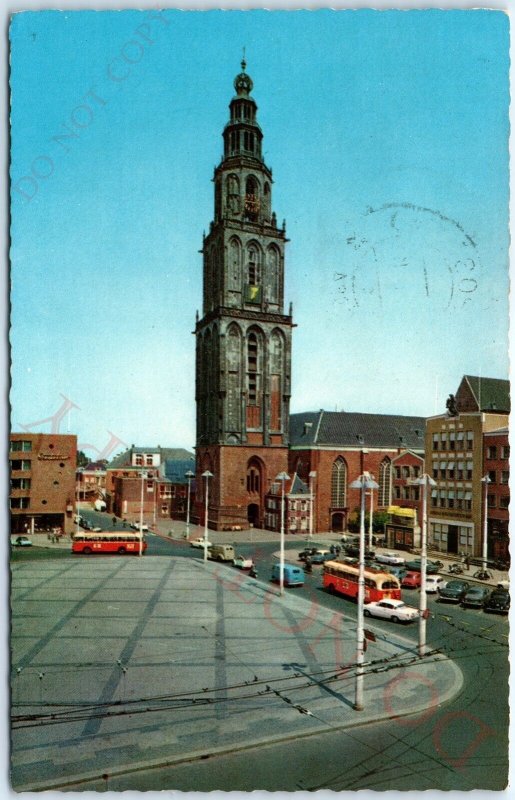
[
  {"left": 437, "top": 579, "right": 469, "bottom": 603},
  {"left": 344, "top": 544, "right": 375, "bottom": 559},
  {"left": 484, "top": 589, "right": 510, "bottom": 615},
  {"left": 298, "top": 547, "right": 319, "bottom": 562}
]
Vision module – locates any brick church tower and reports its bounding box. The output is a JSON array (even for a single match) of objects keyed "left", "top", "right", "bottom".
[{"left": 194, "top": 61, "right": 293, "bottom": 531}]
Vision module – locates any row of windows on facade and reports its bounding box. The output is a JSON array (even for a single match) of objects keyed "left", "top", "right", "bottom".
[
  {"left": 487, "top": 494, "right": 510, "bottom": 509},
  {"left": 431, "top": 490, "right": 472, "bottom": 510},
  {"left": 226, "top": 130, "right": 261, "bottom": 157},
  {"left": 432, "top": 431, "right": 473, "bottom": 450},
  {"left": 264, "top": 512, "right": 309, "bottom": 531},
  {"left": 11, "top": 440, "right": 32, "bottom": 452},
  {"left": 486, "top": 445, "right": 510, "bottom": 460},
  {"left": 11, "top": 458, "right": 68, "bottom": 470},
  {"left": 432, "top": 461, "right": 509, "bottom": 483}
]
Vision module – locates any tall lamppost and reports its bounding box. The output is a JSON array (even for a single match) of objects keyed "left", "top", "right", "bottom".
[
  {"left": 308, "top": 470, "right": 317, "bottom": 540},
  {"left": 349, "top": 471, "right": 378, "bottom": 710},
  {"left": 481, "top": 475, "right": 491, "bottom": 575},
  {"left": 185, "top": 470, "right": 194, "bottom": 539},
  {"left": 367, "top": 477, "right": 375, "bottom": 551},
  {"left": 276, "top": 471, "right": 290, "bottom": 596},
  {"left": 412, "top": 473, "right": 436, "bottom": 656},
  {"left": 202, "top": 470, "right": 213, "bottom": 563},
  {"left": 139, "top": 469, "right": 147, "bottom": 557}
]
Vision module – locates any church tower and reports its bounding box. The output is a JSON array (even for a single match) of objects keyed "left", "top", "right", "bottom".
[{"left": 195, "top": 61, "right": 293, "bottom": 531}]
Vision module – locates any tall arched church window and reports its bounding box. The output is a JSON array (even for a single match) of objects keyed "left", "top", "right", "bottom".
[
  {"left": 269, "top": 331, "right": 283, "bottom": 431},
  {"left": 331, "top": 458, "right": 347, "bottom": 508},
  {"left": 228, "top": 238, "right": 241, "bottom": 290},
  {"left": 246, "top": 331, "right": 262, "bottom": 429},
  {"left": 227, "top": 174, "right": 240, "bottom": 215},
  {"left": 267, "top": 246, "right": 280, "bottom": 303},
  {"left": 378, "top": 458, "right": 392, "bottom": 507},
  {"left": 244, "top": 176, "right": 260, "bottom": 221},
  {"left": 226, "top": 324, "right": 242, "bottom": 431},
  {"left": 246, "top": 244, "right": 262, "bottom": 304}
]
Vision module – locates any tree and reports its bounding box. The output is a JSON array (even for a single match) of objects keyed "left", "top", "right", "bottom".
[{"left": 77, "top": 450, "right": 89, "bottom": 468}]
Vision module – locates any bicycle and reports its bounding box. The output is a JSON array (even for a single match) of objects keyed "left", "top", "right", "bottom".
[{"left": 473, "top": 569, "right": 492, "bottom": 581}]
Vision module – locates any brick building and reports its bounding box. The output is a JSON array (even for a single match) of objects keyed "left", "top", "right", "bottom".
[
  {"left": 9, "top": 433, "right": 77, "bottom": 536},
  {"left": 194, "top": 61, "right": 292, "bottom": 531},
  {"left": 426, "top": 375, "right": 509, "bottom": 558},
  {"left": 106, "top": 446, "right": 195, "bottom": 523},
  {"left": 288, "top": 410, "right": 426, "bottom": 534},
  {"left": 264, "top": 473, "right": 311, "bottom": 534},
  {"left": 483, "top": 426, "right": 510, "bottom": 560}
]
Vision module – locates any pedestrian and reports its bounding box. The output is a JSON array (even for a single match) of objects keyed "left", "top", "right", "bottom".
[
  {"left": 465, "top": 556, "right": 470, "bottom": 571},
  {"left": 112, "top": 516, "right": 117, "bottom": 527}
]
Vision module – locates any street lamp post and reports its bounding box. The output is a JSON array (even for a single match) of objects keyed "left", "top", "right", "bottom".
[
  {"left": 139, "top": 470, "right": 147, "bottom": 557},
  {"left": 185, "top": 470, "right": 194, "bottom": 539},
  {"left": 202, "top": 470, "right": 213, "bottom": 563},
  {"left": 368, "top": 479, "right": 375, "bottom": 551},
  {"left": 350, "top": 472, "right": 378, "bottom": 711},
  {"left": 412, "top": 473, "right": 436, "bottom": 656},
  {"left": 481, "top": 475, "right": 491, "bottom": 575},
  {"left": 308, "top": 470, "right": 317, "bottom": 540},
  {"left": 276, "top": 472, "right": 290, "bottom": 596}
]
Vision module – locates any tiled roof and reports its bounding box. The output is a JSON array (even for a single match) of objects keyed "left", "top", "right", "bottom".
[
  {"left": 163, "top": 458, "right": 197, "bottom": 484},
  {"left": 108, "top": 447, "right": 194, "bottom": 468},
  {"left": 463, "top": 376, "right": 510, "bottom": 413},
  {"left": 290, "top": 410, "right": 426, "bottom": 450}
]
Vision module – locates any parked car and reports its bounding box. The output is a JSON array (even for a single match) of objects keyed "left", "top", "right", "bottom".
[
  {"left": 10, "top": 536, "right": 32, "bottom": 547},
  {"left": 484, "top": 589, "right": 510, "bottom": 615},
  {"left": 363, "top": 599, "right": 419, "bottom": 624},
  {"left": 424, "top": 575, "right": 447, "bottom": 594},
  {"left": 344, "top": 544, "right": 375, "bottom": 559},
  {"left": 209, "top": 544, "right": 236, "bottom": 562},
  {"left": 437, "top": 579, "right": 469, "bottom": 603},
  {"left": 271, "top": 563, "right": 304, "bottom": 587},
  {"left": 233, "top": 555, "right": 253, "bottom": 570},
  {"left": 376, "top": 552, "right": 406, "bottom": 566},
  {"left": 90, "top": 526, "right": 102, "bottom": 533},
  {"left": 401, "top": 571, "right": 422, "bottom": 589},
  {"left": 384, "top": 564, "right": 407, "bottom": 581},
  {"left": 405, "top": 559, "right": 440, "bottom": 574},
  {"left": 131, "top": 522, "right": 149, "bottom": 532},
  {"left": 298, "top": 547, "right": 319, "bottom": 561},
  {"left": 461, "top": 586, "right": 491, "bottom": 609},
  {"left": 190, "top": 537, "right": 212, "bottom": 549},
  {"left": 311, "top": 549, "right": 333, "bottom": 564}
]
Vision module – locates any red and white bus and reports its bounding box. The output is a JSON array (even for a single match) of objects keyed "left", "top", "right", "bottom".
[
  {"left": 72, "top": 532, "right": 147, "bottom": 555},
  {"left": 322, "top": 560, "right": 401, "bottom": 602}
]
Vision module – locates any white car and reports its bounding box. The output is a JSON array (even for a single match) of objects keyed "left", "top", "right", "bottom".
[
  {"left": 131, "top": 522, "right": 149, "bottom": 532},
  {"left": 376, "top": 552, "right": 406, "bottom": 566},
  {"left": 233, "top": 555, "right": 253, "bottom": 569},
  {"left": 190, "top": 537, "right": 212, "bottom": 549},
  {"left": 424, "top": 575, "right": 447, "bottom": 594},
  {"left": 10, "top": 536, "right": 32, "bottom": 547},
  {"left": 363, "top": 599, "right": 419, "bottom": 623}
]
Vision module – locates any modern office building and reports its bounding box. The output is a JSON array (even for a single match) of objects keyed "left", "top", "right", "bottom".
[{"left": 9, "top": 433, "right": 77, "bottom": 536}]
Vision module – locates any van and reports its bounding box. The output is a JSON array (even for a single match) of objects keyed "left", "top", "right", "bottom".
[
  {"left": 271, "top": 563, "right": 305, "bottom": 587},
  {"left": 208, "top": 544, "right": 236, "bottom": 562}
]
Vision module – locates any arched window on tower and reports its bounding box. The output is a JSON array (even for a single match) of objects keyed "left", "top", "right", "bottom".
[
  {"left": 267, "top": 246, "right": 280, "bottom": 304},
  {"left": 331, "top": 458, "right": 347, "bottom": 508},
  {"left": 228, "top": 237, "right": 241, "bottom": 292},
  {"left": 227, "top": 174, "right": 240, "bottom": 216},
  {"left": 246, "top": 244, "right": 262, "bottom": 304},
  {"left": 378, "top": 458, "right": 392, "bottom": 507},
  {"left": 244, "top": 176, "right": 259, "bottom": 221},
  {"left": 269, "top": 330, "right": 283, "bottom": 431},
  {"left": 246, "top": 330, "right": 262, "bottom": 429},
  {"left": 226, "top": 324, "right": 242, "bottom": 433}
]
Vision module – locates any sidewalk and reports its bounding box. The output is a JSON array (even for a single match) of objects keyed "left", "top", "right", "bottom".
[{"left": 11, "top": 554, "right": 462, "bottom": 791}]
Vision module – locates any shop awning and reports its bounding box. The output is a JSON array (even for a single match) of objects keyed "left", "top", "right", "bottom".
[{"left": 387, "top": 505, "right": 416, "bottom": 518}]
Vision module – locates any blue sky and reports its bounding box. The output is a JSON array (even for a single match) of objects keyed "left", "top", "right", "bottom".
[{"left": 9, "top": 9, "right": 510, "bottom": 457}]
